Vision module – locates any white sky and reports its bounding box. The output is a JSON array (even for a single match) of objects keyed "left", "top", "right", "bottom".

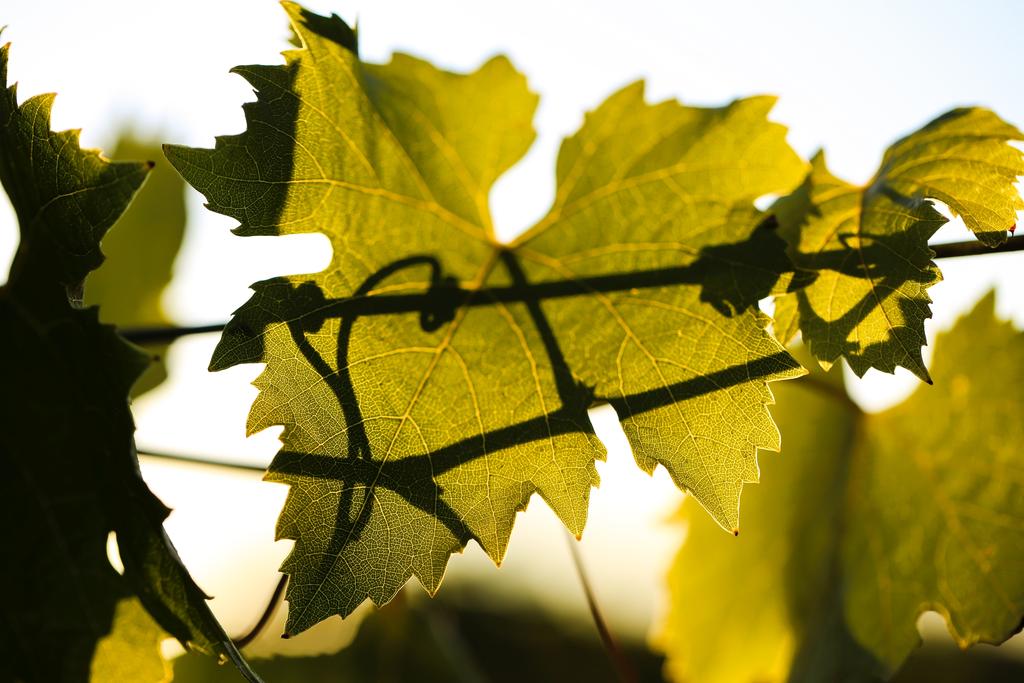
[{"left": 2, "top": 0, "right": 1023, "bottom": 656}]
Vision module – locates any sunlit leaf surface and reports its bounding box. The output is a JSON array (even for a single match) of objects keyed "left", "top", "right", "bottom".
[
  {"left": 773, "top": 110, "right": 1023, "bottom": 378},
  {"left": 167, "top": 2, "right": 807, "bottom": 634}
]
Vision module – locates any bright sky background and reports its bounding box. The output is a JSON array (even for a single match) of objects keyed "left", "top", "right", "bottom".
[{"left": 2, "top": 0, "right": 1024, "bottom": 657}]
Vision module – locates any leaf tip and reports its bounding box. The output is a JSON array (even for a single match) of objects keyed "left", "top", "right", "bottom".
[
  {"left": 909, "top": 361, "right": 933, "bottom": 385},
  {"left": 732, "top": 528, "right": 740, "bottom": 537},
  {"left": 161, "top": 143, "right": 186, "bottom": 168}
]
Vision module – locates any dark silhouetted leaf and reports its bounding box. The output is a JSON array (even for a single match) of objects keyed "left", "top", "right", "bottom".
[{"left": 0, "top": 37, "right": 258, "bottom": 682}]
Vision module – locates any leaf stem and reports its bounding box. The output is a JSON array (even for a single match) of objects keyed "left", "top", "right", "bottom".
[
  {"left": 234, "top": 575, "right": 288, "bottom": 649},
  {"left": 563, "top": 530, "right": 637, "bottom": 683}
]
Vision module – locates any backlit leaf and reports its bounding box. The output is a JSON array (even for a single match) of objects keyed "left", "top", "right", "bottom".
[
  {"left": 658, "top": 293, "right": 1024, "bottom": 681},
  {"left": 166, "top": 2, "right": 806, "bottom": 634},
  {"left": 774, "top": 110, "right": 1024, "bottom": 378}
]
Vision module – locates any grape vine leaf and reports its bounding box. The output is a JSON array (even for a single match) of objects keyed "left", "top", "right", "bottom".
[
  {"left": 658, "top": 293, "right": 1024, "bottom": 682},
  {"left": 166, "top": 2, "right": 806, "bottom": 634},
  {"left": 772, "top": 109, "right": 1024, "bottom": 379},
  {"left": 89, "top": 599, "right": 170, "bottom": 683},
  {"left": 84, "top": 134, "right": 188, "bottom": 397},
  {"left": 0, "top": 39, "right": 259, "bottom": 682}
]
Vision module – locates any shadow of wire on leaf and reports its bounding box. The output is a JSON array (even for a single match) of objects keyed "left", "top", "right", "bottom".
[
  {"left": 783, "top": 185, "right": 944, "bottom": 378},
  {"left": 163, "top": 3, "right": 970, "bottom": 640},
  {"left": 219, "top": 224, "right": 804, "bottom": 566},
  {"left": 793, "top": 238, "right": 937, "bottom": 376},
  {"left": 224, "top": 212, "right": 951, "bottom": 596},
  {"left": 773, "top": 149, "right": 980, "bottom": 379}
]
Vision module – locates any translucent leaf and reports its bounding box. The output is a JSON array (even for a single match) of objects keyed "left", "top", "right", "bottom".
[
  {"left": 166, "top": 3, "right": 806, "bottom": 634},
  {"left": 658, "top": 293, "right": 1024, "bottom": 681},
  {"left": 774, "top": 110, "right": 1023, "bottom": 378}
]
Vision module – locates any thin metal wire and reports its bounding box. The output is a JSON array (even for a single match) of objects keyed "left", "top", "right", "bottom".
[
  {"left": 138, "top": 450, "right": 266, "bottom": 473},
  {"left": 118, "top": 235, "right": 1024, "bottom": 346},
  {"left": 931, "top": 234, "right": 1024, "bottom": 259}
]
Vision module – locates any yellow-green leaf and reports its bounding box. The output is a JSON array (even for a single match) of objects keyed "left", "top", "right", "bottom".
[
  {"left": 843, "top": 293, "right": 1024, "bottom": 667},
  {"left": 515, "top": 88, "right": 807, "bottom": 529},
  {"left": 658, "top": 293, "right": 1024, "bottom": 681},
  {"left": 166, "top": 3, "right": 806, "bottom": 635},
  {"left": 89, "top": 599, "right": 171, "bottom": 683},
  {"left": 881, "top": 109, "right": 1024, "bottom": 247},
  {"left": 84, "top": 134, "right": 187, "bottom": 397},
  {"left": 775, "top": 109, "right": 1024, "bottom": 379}
]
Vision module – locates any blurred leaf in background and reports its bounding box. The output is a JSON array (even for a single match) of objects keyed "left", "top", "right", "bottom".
[
  {"left": 173, "top": 593, "right": 665, "bottom": 683},
  {"left": 89, "top": 598, "right": 170, "bottom": 683},
  {"left": 657, "top": 292, "right": 1024, "bottom": 682},
  {"left": 84, "top": 133, "right": 187, "bottom": 397},
  {"left": 172, "top": 587, "right": 1024, "bottom": 683}
]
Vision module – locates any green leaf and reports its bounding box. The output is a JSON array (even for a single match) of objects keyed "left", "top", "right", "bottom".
[
  {"left": 89, "top": 599, "right": 171, "bottom": 683},
  {"left": 0, "top": 38, "right": 259, "bottom": 682},
  {"left": 880, "top": 109, "right": 1024, "bottom": 248},
  {"left": 84, "top": 134, "right": 187, "bottom": 397},
  {"left": 658, "top": 293, "right": 1024, "bottom": 681},
  {"left": 771, "top": 288, "right": 801, "bottom": 347},
  {"left": 843, "top": 293, "right": 1024, "bottom": 667},
  {"left": 774, "top": 109, "right": 1024, "bottom": 379},
  {"left": 166, "top": 2, "right": 806, "bottom": 634}
]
